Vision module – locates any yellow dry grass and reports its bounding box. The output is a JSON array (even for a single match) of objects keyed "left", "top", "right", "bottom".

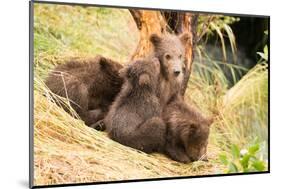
[
  {"left": 34, "top": 76, "right": 224, "bottom": 186},
  {"left": 32, "top": 3, "right": 268, "bottom": 186}
]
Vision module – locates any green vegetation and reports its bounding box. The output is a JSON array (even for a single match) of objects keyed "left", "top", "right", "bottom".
[
  {"left": 33, "top": 3, "right": 268, "bottom": 186},
  {"left": 197, "top": 15, "right": 239, "bottom": 63},
  {"left": 34, "top": 4, "right": 139, "bottom": 79},
  {"left": 219, "top": 142, "right": 267, "bottom": 173}
]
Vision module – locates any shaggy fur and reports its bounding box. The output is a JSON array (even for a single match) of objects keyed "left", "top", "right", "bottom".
[
  {"left": 91, "top": 33, "right": 188, "bottom": 130},
  {"left": 104, "top": 58, "right": 167, "bottom": 153},
  {"left": 45, "top": 33, "right": 212, "bottom": 164},
  {"left": 149, "top": 33, "right": 190, "bottom": 95},
  {"left": 45, "top": 55, "right": 123, "bottom": 126},
  {"left": 163, "top": 95, "right": 213, "bottom": 163}
]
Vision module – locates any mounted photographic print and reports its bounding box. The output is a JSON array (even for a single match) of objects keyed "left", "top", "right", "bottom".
[{"left": 29, "top": 0, "right": 270, "bottom": 188}]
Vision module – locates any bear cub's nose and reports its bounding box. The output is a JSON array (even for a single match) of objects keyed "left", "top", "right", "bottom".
[{"left": 174, "top": 71, "right": 181, "bottom": 77}]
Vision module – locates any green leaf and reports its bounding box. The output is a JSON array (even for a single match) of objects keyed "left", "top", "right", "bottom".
[
  {"left": 249, "top": 144, "right": 260, "bottom": 155},
  {"left": 231, "top": 144, "right": 240, "bottom": 159},
  {"left": 228, "top": 162, "right": 239, "bottom": 173},
  {"left": 252, "top": 160, "right": 266, "bottom": 171},
  {"left": 240, "top": 154, "right": 250, "bottom": 169},
  {"left": 219, "top": 154, "right": 228, "bottom": 165}
]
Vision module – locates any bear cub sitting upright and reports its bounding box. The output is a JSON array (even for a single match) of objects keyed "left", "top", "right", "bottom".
[{"left": 104, "top": 57, "right": 166, "bottom": 153}]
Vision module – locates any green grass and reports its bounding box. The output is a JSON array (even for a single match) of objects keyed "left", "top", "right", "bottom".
[
  {"left": 33, "top": 3, "right": 268, "bottom": 185},
  {"left": 189, "top": 61, "right": 268, "bottom": 156},
  {"left": 34, "top": 4, "right": 139, "bottom": 79}
]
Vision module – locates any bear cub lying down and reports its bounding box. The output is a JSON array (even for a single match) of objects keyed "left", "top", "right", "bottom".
[
  {"left": 163, "top": 95, "right": 213, "bottom": 163},
  {"left": 105, "top": 58, "right": 167, "bottom": 153},
  {"left": 45, "top": 32, "right": 213, "bottom": 163},
  {"left": 45, "top": 56, "right": 123, "bottom": 126},
  {"left": 104, "top": 57, "right": 213, "bottom": 163}
]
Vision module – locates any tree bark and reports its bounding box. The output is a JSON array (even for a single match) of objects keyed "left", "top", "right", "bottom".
[
  {"left": 130, "top": 10, "right": 167, "bottom": 60},
  {"left": 129, "top": 10, "right": 198, "bottom": 94},
  {"left": 181, "top": 13, "right": 198, "bottom": 95}
]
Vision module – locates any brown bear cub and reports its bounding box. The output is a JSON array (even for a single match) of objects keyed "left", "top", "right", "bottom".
[
  {"left": 92, "top": 33, "right": 188, "bottom": 131},
  {"left": 45, "top": 55, "right": 123, "bottom": 126},
  {"left": 163, "top": 95, "right": 213, "bottom": 163},
  {"left": 149, "top": 33, "right": 189, "bottom": 102},
  {"left": 104, "top": 58, "right": 167, "bottom": 153},
  {"left": 45, "top": 33, "right": 189, "bottom": 129}
]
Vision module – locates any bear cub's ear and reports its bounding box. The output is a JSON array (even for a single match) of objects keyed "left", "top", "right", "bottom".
[
  {"left": 180, "top": 32, "right": 191, "bottom": 45},
  {"left": 150, "top": 33, "right": 162, "bottom": 47},
  {"left": 138, "top": 73, "right": 151, "bottom": 86},
  {"left": 99, "top": 56, "right": 109, "bottom": 68}
]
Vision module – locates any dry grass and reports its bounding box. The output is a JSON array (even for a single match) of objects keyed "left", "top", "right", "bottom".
[
  {"left": 34, "top": 77, "right": 223, "bottom": 186},
  {"left": 32, "top": 3, "right": 268, "bottom": 186}
]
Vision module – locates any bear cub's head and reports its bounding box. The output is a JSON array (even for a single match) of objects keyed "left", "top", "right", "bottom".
[
  {"left": 119, "top": 58, "right": 161, "bottom": 92},
  {"left": 185, "top": 117, "right": 213, "bottom": 162},
  {"left": 150, "top": 33, "right": 191, "bottom": 86}
]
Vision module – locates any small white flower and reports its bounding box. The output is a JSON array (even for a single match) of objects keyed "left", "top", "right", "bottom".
[{"left": 240, "top": 149, "right": 248, "bottom": 156}]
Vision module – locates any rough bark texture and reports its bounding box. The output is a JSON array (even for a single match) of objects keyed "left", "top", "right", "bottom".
[
  {"left": 181, "top": 13, "right": 198, "bottom": 95},
  {"left": 130, "top": 10, "right": 198, "bottom": 94},
  {"left": 162, "top": 11, "right": 185, "bottom": 34},
  {"left": 130, "top": 10, "right": 167, "bottom": 60}
]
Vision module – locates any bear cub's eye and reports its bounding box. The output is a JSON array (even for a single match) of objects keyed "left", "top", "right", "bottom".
[
  {"left": 179, "top": 54, "right": 182, "bottom": 59},
  {"left": 165, "top": 54, "right": 171, "bottom": 60}
]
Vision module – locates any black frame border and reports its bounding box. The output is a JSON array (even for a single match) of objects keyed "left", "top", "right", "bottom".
[{"left": 29, "top": 0, "right": 270, "bottom": 188}]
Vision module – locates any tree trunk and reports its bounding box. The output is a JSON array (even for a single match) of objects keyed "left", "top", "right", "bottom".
[
  {"left": 130, "top": 10, "right": 167, "bottom": 60},
  {"left": 181, "top": 13, "right": 198, "bottom": 95},
  {"left": 129, "top": 10, "right": 198, "bottom": 94}
]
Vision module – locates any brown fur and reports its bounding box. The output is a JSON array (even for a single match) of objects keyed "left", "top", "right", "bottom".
[
  {"left": 45, "top": 33, "right": 188, "bottom": 128},
  {"left": 45, "top": 55, "right": 123, "bottom": 126},
  {"left": 104, "top": 58, "right": 168, "bottom": 153},
  {"left": 149, "top": 33, "right": 190, "bottom": 92},
  {"left": 163, "top": 95, "right": 213, "bottom": 163},
  {"left": 91, "top": 33, "right": 187, "bottom": 130},
  {"left": 44, "top": 33, "right": 211, "bottom": 163}
]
